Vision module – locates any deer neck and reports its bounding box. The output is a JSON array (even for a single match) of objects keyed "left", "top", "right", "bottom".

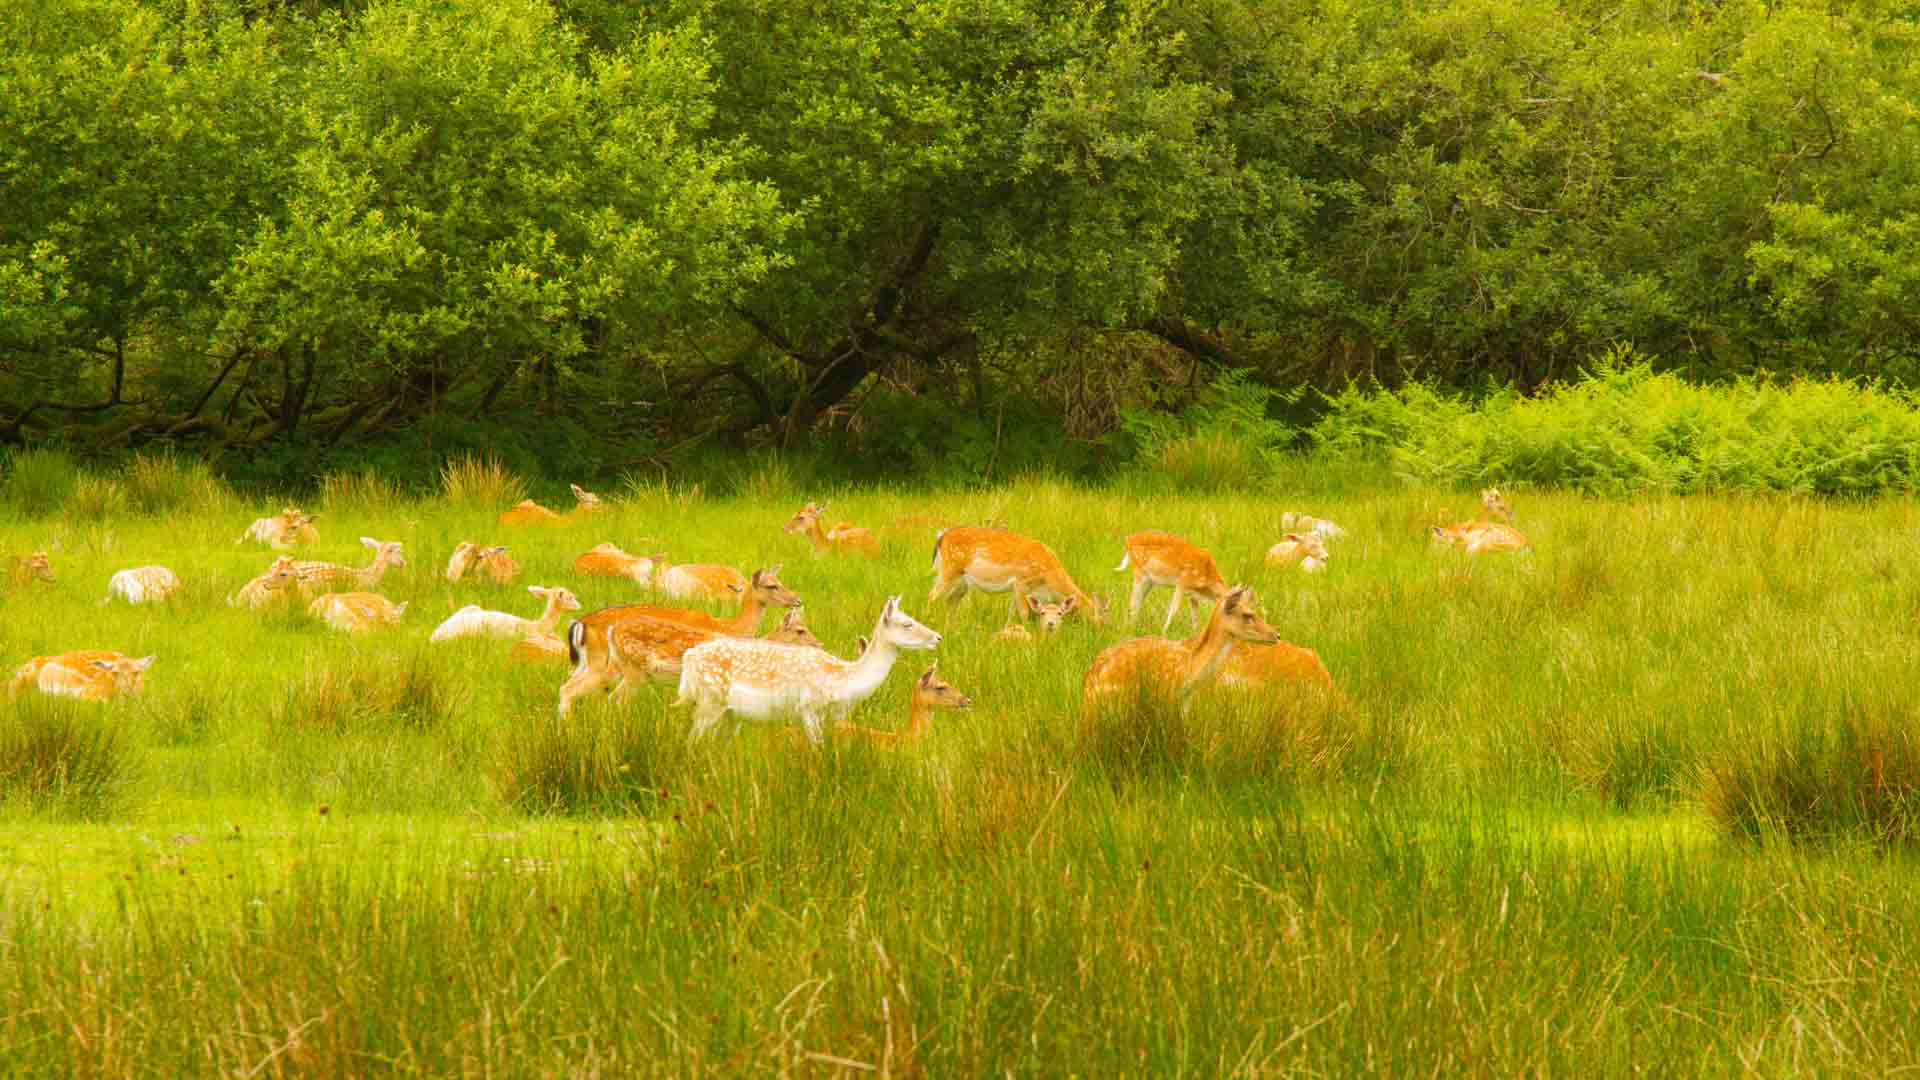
[
  {"left": 1177, "top": 605, "right": 1238, "bottom": 695},
  {"left": 722, "top": 589, "right": 767, "bottom": 636},
  {"left": 902, "top": 692, "right": 936, "bottom": 740},
  {"left": 532, "top": 595, "right": 566, "bottom": 635},
  {"left": 804, "top": 518, "right": 833, "bottom": 552},
  {"left": 840, "top": 633, "right": 902, "bottom": 705}
]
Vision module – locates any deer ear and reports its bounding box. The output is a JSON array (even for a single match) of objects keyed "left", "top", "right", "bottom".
[
  {"left": 134, "top": 655, "right": 156, "bottom": 670},
  {"left": 527, "top": 585, "right": 544, "bottom": 596},
  {"left": 919, "top": 664, "right": 937, "bottom": 685},
  {"left": 361, "top": 536, "right": 379, "bottom": 548}
]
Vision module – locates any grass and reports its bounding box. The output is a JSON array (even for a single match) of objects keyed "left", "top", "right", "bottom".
[{"left": 1, "top": 474, "right": 1919, "bottom": 1071}]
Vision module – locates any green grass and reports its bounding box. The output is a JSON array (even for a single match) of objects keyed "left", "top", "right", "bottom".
[{"left": 2, "top": 476, "right": 1919, "bottom": 1072}]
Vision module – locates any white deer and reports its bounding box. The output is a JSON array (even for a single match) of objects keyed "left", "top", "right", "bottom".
[
  {"left": 675, "top": 596, "right": 941, "bottom": 746},
  {"left": 430, "top": 586, "right": 582, "bottom": 643}
]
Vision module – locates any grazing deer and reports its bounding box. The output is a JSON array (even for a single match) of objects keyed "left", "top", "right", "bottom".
[
  {"left": 106, "top": 565, "right": 181, "bottom": 605},
  {"left": 993, "top": 597, "right": 1074, "bottom": 641},
  {"left": 445, "top": 542, "right": 520, "bottom": 584},
  {"left": 573, "top": 543, "right": 668, "bottom": 584},
  {"left": 9, "top": 551, "right": 55, "bottom": 586},
  {"left": 784, "top": 501, "right": 880, "bottom": 558},
  {"left": 228, "top": 556, "right": 301, "bottom": 609},
  {"left": 11, "top": 650, "right": 155, "bottom": 702},
  {"left": 1116, "top": 530, "right": 1233, "bottom": 631},
  {"left": 677, "top": 596, "right": 942, "bottom": 745},
  {"left": 288, "top": 537, "right": 406, "bottom": 598},
  {"left": 1219, "top": 639, "right": 1338, "bottom": 695},
  {"left": 238, "top": 507, "right": 319, "bottom": 550},
  {"left": 1081, "top": 586, "right": 1282, "bottom": 717},
  {"left": 574, "top": 609, "right": 825, "bottom": 715},
  {"left": 308, "top": 592, "right": 408, "bottom": 633},
  {"left": 1265, "top": 532, "right": 1330, "bottom": 572},
  {"left": 1279, "top": 511, "right": 1345, "bottom": 540},
  {"left": 1431, "top": 488, "right": 1531, "bottom": 554},
  {"left": 430, "top": 585, "right": 582, "bottom": 643},
  {"left": 656, "top": 562, "right": 750, "bottom": 601},
  {"left": 556, "top": 566, "right": 802, "bottom": 715},
  {"left": 824, "top": 663, "right": 971, "bottom": 748},
  {"left": 928, "top": 526, "right": 1105, "bottom": 624}
]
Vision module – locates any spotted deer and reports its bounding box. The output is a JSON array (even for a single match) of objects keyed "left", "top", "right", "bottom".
[
  {"left": 928, "top": 526, "right": 1105, "bottom": 625},
  {"left": 288, "top": 537, "right": 406, "bottom": 598},
  {"left": 498, "top": 499, "right": 563, "bottom": 527},
  {"left": 573, "top": 544, "right": 668, "bottom": 585},
  {"left": 238, "top": 507, "right": 319, "bottom": 550},
  {"left": 1081, "top": 586, "right": 1282, "bottom": 718},
  {"left": 445, "top": 542, "right": 520, "bottom": 584},
  {"left": 676, "top": 596, "right": 942, "bottom": 745},
  {"left": 1265, "top": 532, "right": 1330, "bottom": 573},
  {"left": 565, "top": 608, "right": 826, "bottom": 716},
  {"left": 9, "top": 551, "right": 55, "bottom": 586},
  {"left": 1279, "top": 511, "right": 1346, "bottom": 540},
  {"left": 430, "top": 585, "right": 581, "bottom": 643},
  {"left": 656, "top": 562, "right": 750, "bottom": 601},
  {"left": 228, "top": 556, "right": 301, "bottom": 609},
  {"left": 1219, "top": 639, "right": 1338, "bottom": 695},
  {"left": 557, "top": 566, "right": 802, "bottom": 715},
  {"left": 308, "top": 592, "right": 408, "bottom": 633},
  {"left": 1116, "top": 531, "right": 1233, "bottom": 631},
  {"left": 993, "top": 597, "right": 1075, "bottom": 641},
  {"left": 824, "top": 663, "right": 971, "bottom": 748},
  {"left": 1432, "top": 488, "right": 1531, "bottom": 554},
  {"left": 784, "top": 501, "right": 880, "bottom": 558},
  {"left": 106, "top": 565, "right": 181, "bottom": 605},
  {"left": 10, "top": 650, "right": 155, "bottom": 702},
  {"left": 570, "top": 484, "right": 609, "bottom": 514}
]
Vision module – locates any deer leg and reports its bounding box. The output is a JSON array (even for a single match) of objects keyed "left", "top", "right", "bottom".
[
  {"left": 1128, "top": 574, "right": 1152, "bottom": 625},
  {"left": 800, "top": 711, "right": 826, "bottom": 747},
  {"left": 556, "top": 666, "right": 609, "bottom": 718},
  {"left": 927, "top": 571, "right": 968, "bottom": 609},
  {"left": 1009, "top": 582, "right": 1031, "bottom": 623},
  {"left": 1161, "top": 584, "right": 1185, "bottom": 633},
  {"left": 686, "top": 701, "right": 727, "bottom": 744}
]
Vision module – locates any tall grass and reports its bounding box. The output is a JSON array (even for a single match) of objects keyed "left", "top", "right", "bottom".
[
  {"left": 0, "top": 446, "right": 79, "bottom": 517},
  {"left": 319, "top": 465, "right": 406, "bottom": 511},
  {"left": 1697, "top": 700, "right": 1920, "bottom": 847},
  {"left": 439, "top": 453, "right": 527, "bottom": 507},
  {"left": 0, "top": 696, "right": 142, "bottom": 819}
]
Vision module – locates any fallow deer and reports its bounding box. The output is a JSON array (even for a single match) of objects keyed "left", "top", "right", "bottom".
[
  {"left": 573, "top": 543, "right": 668, "bottom": 585},
  {"left": 106, "top": 565, "right": 181, "bottom": 605},
  {"left": 1279, "top": 511, "right": 1346, "bottom": 540},
  {"left": 824, "top": 663, "right": 971, "bottom": 748},
  {"left": 238, "top": 507, "right": 319, "bottom": 550},
  {"left": 228, "top": 557, "right": 301, "bottom": 609},
  {"left": 446, "top": 542, "right": 520, "bottom": 584},
  {"left": 9, "top": 551, "right": 55, "bottom": 586},
  {"left": 655, "top": 562, "right": 751, "bottom": 601},
  {"left": 1218, "top": 639, "right": 1338, "bottom": 695},
  {"left": 308, "top": 592, "right": 408, "bottom": 633},
  {"left": 1265, "top": 532, "right": 1330, "bottom": 572},
  {"left": 288, "top": 537, "right": 406, "bottom": 598},
  {"left": 1431, "top": 488, "right": 1531, "bottom": 554},
  {"left": 430, "top": 585, "right": 582, "bottom": 643},
  {"left": 993, "top": 597, "right": 1074, "bottom": 641},
  {"left": 1081, "top": 586, "right": 1282, "bottom": 718},
  {"left": 928, "top": 526, "right": 1105, "bottom": 625},
  {"left": 784, "top": 501, "right": 880, "bottom": 558},
  {"left": 1116, "top": 530, "right": 1233, "bottom": 631},
  {"left": 10, "top": 650, "right": 155, "bottom": 702},
  {"left": 574, "top": 608, "right": 825, "bottom": 715},
  {"left": 498, "top": 499, "right": 563, "bottom": 527},
  {"left": 676, "top": 596, "right": 942, "bottom": 745},
  {"left": 570, "top": 484, "right": 609, "bottom": 513}
]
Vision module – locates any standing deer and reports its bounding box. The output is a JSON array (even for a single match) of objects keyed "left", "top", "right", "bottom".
[
  {"left": 928, "top": 526, "right": 1105, "bottom": 624},
  {"left": 1116, "top": 530, "right": 1233, "bottom": 631},
  {"left": 784, "top": 501, "right": 880, "bottom": 558},
  {"left": 11, "top": 650, "right": 155, "bottom": 702},
  {"left": 430, "top": 586, "right": 581, "bottom": 643},
  {"left": 445, "top": 542, "right": 520, "bottom": 584},
  {"left": 566, "top": 608, "right": 825, "bottom": 715},
  {"left": 1431, "top": 488, "right": 1531, "bottom": 554},
  {"left": 288, "top": 538, "right": 406, "bottom": 598},
  {"left": 676, "top": 596, "right": 942, "bottom": 745},
  {"left": 1081, "top": 586, "right": 1282, "bottom": 717}
]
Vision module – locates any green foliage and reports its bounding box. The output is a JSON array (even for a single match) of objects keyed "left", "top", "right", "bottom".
[
  {"left": 0, "top": 696, "right": 142, "bottom": 820},
  {"left": 1698, "top": 701, "right": 1920, "bottom": 850},
  {"left": 439, "top": 454, "right": 528, "bottom": 509},
  {"left": 0, "top": 446, "right": 79, "bottom": 517},
  {"left": 1120, "top": 369, "right": 1296, "bottom": 491}
]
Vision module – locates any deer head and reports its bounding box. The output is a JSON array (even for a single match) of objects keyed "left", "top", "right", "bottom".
[
  {"left": 1220, "top": 587, "right": 1281, "bottom": 646},
  {"left": 915, "top": 662, "right": 971, "bottom": 709},
  {"left": 90, "top": 654, "right": 155, "bottom": 696},
  {"left": 750, "top": 564, "right": 803, "bottom": 608}
]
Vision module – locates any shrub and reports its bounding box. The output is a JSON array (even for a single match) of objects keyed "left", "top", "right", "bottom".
[
  {"left": 1697, "top": 702, "right": 1920, "bottom": 849},
  {"left": 0, "top": 696, "right": 142, "bottom": 820},
  {"left": 319, "top": 466, "right": 406, "bottom": 512},
  {"left": 490, "top": 699, "right": 687, "bottom": 815},
  {"left": 64, "top": 474, "right": 129, "bottom": 521},
  {"left": 121, "top": 452, "right": 233, "bottom": 516},
  {"left": 273, "top": 653, "right": 459, "bottom": 735},
  {"left": 1121, "top": 370, "right": 1297, "bottom": 492},
  {"left": 440, "top": 453, "right": 528, "bottom": 507},
  {"left": 1, "top": 446, "right": 79, "bottom": 518}
]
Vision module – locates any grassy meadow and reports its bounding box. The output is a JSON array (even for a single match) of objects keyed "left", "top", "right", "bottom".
[{"left": 2, "top": 456, "right": 1920, "bottom": 1074}]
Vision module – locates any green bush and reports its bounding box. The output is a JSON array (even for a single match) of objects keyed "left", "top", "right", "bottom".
[
  {"left": 1120, "top": 370, "right": 1297, "bottom": 492},
  {"left": 1, "top": 447, "right": 80, "bottom": 518},
  {"left": 0, "top": 696, "right": 142, "bottom": 820}
]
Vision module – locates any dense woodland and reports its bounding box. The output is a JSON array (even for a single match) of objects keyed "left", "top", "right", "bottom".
[{"left": 3, "top": 0, "right": 1918, "bottom": 484}]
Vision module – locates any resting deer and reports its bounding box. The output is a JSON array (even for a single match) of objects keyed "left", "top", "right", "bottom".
[
  {"left": 677, "top": 596, "right": 942, "bottom": 745},
  {"left": 1265, "top": 532, "right": 1330, "bottom": 572},
  {"left": 1219, "top": 639, "right": 1338, "bottom": 695},
  {"left": 431, "top": 585, "right": 581, "bottom": 643},
  {"left": 9, "top": 551, "right": 55, "bottom": 586},
  {"left": 446, "top": 542, "right": 520, "bottom": 584},
  {"left": 784, "top": 501, "right": 879, "bottom": 558},
  {"left": 11, "top": 650, "right": 155, "bottom": 702},
  {"left": 570, "top": 484, "right": 608, "bottom": 514},
  {"left": 106, "top": 565, "right": 181, "bottom": 605},
  {"left": 1116, "top": 531, "right": 1232, "bottom": 631},
  {"left": 228, "top": 556, "right": 301, "bottom": 609},
  {"left": 557, "top": 566, "right": 802, "bottom": 715},
  {"left": 825, "top": 663, "right": 971, "bottom": 747},
  {"left": 573, "top": 543, "right": 669, "bottom": 584},
  {"left": 308, "top": 592, "right": 408, "bottom": 633},
  {"left": 238, "top": 507, "right": 319, "bottom": 550},
  {"left": 656, "top": 562, "right": 750, "bottom": 601},
  {"left": 1432, "top": 488, "right": 1531, "bottom": 554},
  {"left": 928, "top": 526, "right": 1105, "bottom": 624},
  {"left": 566, "top": 608, "right": 825, "bottom": 716},
  {"left": 1081, "top": 586, "right": 1282, "bottom": 718},
  {"left": 289, "top": 537, "right": 406, "bottom": 598},
  {"left": 498, "top": 483, "right": 607, "bottom": 527},
  {"left": 993, "top": 597, "right": 1074, "bottom": 641},
  {"left": 1279, "top": 511, "right": 1345, "bottom": 540}
]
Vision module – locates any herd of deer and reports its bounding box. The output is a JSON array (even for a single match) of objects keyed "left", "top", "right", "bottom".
[{"left": 6, "top": 486, "right": 1532, "bottom": 742}]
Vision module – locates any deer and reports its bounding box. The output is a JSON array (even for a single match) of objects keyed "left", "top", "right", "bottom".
[
  {"left": 676, "top": 596, "right": 942, "bottom": 746},
  {"left": 570, "top": 483, "right": 609, "bottom": 514},
  {"left": 445, "top": 542, "right": 520, "bottom": 584},
  {"left": 1219, "top": 639, "right": 1338, "bottom": 695},
  {"left": 556, "top": 566, "right": 802, "bottom": 715},
  {"left": 228, "top": 556, "right": 301, "bottom": 609},
  {"left": 430, "top": 585, "right": 582, "bottom": 643},
  {"left": 993, "top": 597, "right": 1075, "bottom": 641},
  {"left": 1265, "top": 531, "right": 1330, "bottom": 573},
  {"left": 1431, "top": 487, "right": 1531, "bottom": 554},
  {"left": 238, "top": 507, "right": 319, "bottom": 550},
  {"left": 11, "top": 650, "right": 155, "bottom": 702},
  {"left": 308, "top": 592, "right": 408, "bottom": 632},
  {"left": 105, "top": 566, "right": 181, "bottom": 605},
  {"left": 498, "top": 483, "right": 607, "bottom": 527},
  {"left": 9, "top": 551, "right": 55, "bottom": 586},
  {"left": 1116, "top": 530, "right": 1233, "bottom": 631},
  {"left": 1279, "top": 511, "right": 1346, "bottom": 540},
  {"left": 288, "top": 537, "right": 406, "bottom": 598},
  {"left": 928, "top": 526, "right": 1105, "bottom": 625},
  {"left": 784, "top": 501, "right": 880, "bottom": 558},
  {"left": 574, "top": 608, "right": 826, "bottom": 715},
  {"left": 573, "top": 543, "right": 669, "bottom": 584},
  {"left": 656, "top": 562, "right": 751, "bottom": 601},
  {"left": 823, "top": 663, "right": 971, "bottom": 747},
  {"left": 1081, "top": 586, "right": 1282, "bottom": 718}
]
